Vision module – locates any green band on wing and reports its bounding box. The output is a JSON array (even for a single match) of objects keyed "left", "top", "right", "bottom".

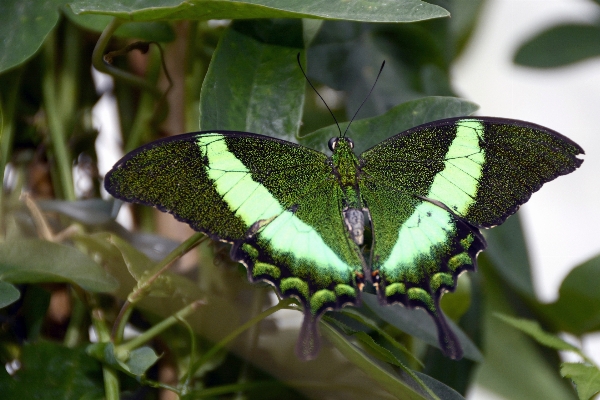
[
  {"left": 381, "top": 202, "right": 453, "bottom": 280},
  {"left": 428, "top": 119, "right": 485, "bottom": 214},
  {"left": 198, "top": 134, "right": 352, "bottom": 282}
]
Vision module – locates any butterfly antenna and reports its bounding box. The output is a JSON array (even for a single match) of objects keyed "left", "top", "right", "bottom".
[
  {"left": 297, "top": 53, "right": 342, "bottom": 137},
  {"left": 342, "top": 60, "right": 386, "bottom": 137}
]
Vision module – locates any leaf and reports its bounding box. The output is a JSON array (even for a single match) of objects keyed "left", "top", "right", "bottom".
[
  {"left": 0, "top": 280, "right": 20, "bottom": 308},
  {"left": 199, "top": 19, "right": 305, "bottom": 142},
  {"left": 62, "top": 5, "right": 176, "bottom": 42},
  {"left": 88, "top": 343, "right": 160, "bottom": 376},
  {"left": 495, "top": 313, "right": 580, "bottom": 353},
  {"left": 70, "top": 0, "right": 449, "bottom": 23},
  {"left": 561, "top": 363, "right": 600, "bottom": 400},
  {"left": 0, "top": 0, "right": 63, "bottom": 73},
  {"left": 319, "top": 320, "right": 429, "bottom": 400},
  {"left": 0, "top": 342, "right": 104, "bottom": 399},
  {"left": 475, "top": 256, "right": 575, "bottom": 400},
  {"left": 0, "top": 239, "right": 118, "bottom": 292},
  {"left": 362, "top": 293, "right": 483, "bottom": 362},
  {"left": 300, "top": 96, "right": 479, "bottom": 153},
  {"left": 514, "top": 23, "right": 600, "bottom": 68},
  {"left": 545, "top": 254, "right": 600, "bottom": 335},
  {"left": 484, "top": 212, "right": 535, "bottom": 297},
  {"left": 36, "top": 198, "right": 116, "bottom": 225}
]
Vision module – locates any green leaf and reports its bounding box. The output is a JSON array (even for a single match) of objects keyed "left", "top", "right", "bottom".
[
  {"left": 300, "top": 96, "right": 479, "bottom": 153},
  {"left": 561, "top": 363, "right": 600, "bottom": 400},
  {"left": 495, "top": 314, "right": 580, "bottom": 353},
  {"left": 0, "top": 0, "right": 63, "bottom": 73},
  {"left": 199, "top": 19, "right": 305, "bottom": 142},
  {"left": 0, "top": 342, "right": 104, "bottom": 399},
  {"left": 71, "top": 0, "right": 449, "bottom": 23},
  {"left": 514, "top": 23, "right": 600, "bottom": 68},
  {"left": 0, "top": 280, "right": 20, "bottom": 308},
  {"left": 62, "top": 5, "right": 176, "bottom": 41},
  {"left": 484, "top": 212, "right": 535, "bottom": 297},
  {"left": 545, "top": 254, "right": 600, "bottom": 335},
  {"left": 320, "top": 321, "right": 429, "bottom": 400},
  {"left": 362, "top": 293, "right": 483, "bottom": 362},
  {"left": 475, "top": 256, "right": 575, "bottom": 400},
  {"left": 36, "top": 198, "right": 116, "bottom": 225},
  {"left": 87, "top": 342, "right": 160, "bottom": 376},
  {"left": 0, "top": 239, "right": 118, "bottom": 292}
]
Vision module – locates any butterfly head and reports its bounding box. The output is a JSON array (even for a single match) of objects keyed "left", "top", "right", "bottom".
[{"left": 328, "top": 137, "right": 354, "bottom": 152}]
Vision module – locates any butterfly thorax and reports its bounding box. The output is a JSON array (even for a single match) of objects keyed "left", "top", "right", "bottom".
[
  {"left": 330, "top": 138, "right": 359, "bottom": 189},
  {"left": 330, "top": 137, "right": 365, "bottom": 245}
]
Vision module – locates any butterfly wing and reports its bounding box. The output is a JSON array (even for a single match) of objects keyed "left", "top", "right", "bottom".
[
  {"left": 359, "top": 117, "right": 583, "bottom": 358},
  {"left": 105, "top": 131, "right": 364, "bottom": 359}
]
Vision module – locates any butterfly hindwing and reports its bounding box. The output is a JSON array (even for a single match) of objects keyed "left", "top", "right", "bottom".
[{"left": 105, "top": 131, "right": 364, "bottom": 359}]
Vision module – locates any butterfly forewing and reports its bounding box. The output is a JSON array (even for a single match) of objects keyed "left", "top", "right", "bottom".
[{"left": 105, "top": 131, "right": 364, "bottom": 359}]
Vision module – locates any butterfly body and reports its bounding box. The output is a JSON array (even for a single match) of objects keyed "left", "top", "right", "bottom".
[{"left": 105, "top": 117, "right": 583, "bottom": 360}]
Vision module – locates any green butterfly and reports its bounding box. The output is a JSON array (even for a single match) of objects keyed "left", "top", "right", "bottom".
[{"left": 105, "top": 116, "right": 583, "bottom": 360}]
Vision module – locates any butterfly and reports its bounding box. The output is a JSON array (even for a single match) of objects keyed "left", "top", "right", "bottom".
[{"left": 104, "top": 113, "right": 583, "bottom": 361}]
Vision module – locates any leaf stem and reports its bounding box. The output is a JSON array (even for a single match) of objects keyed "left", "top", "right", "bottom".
[
  {"left": 92, "top": 18, "right": 162, "bottom": 98},
  {"left": 117, "top": 300, "right": 204, "bottom": 354},
  {"left": 92, "top": 308, "right": 120, "bottom": 400}
]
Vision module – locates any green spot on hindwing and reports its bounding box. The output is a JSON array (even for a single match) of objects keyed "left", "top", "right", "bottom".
[
  {"left": 280, "top": 277, "right": 309, "bottom": 300},
  {"left": 334, "top": 284, "right": 356, "bottom": 298},
  {"left": 253, "top": 262, "right": 281, "bottom": 279},
  {"left": 408, "top": 287, "right": 434, "bottom": 311},
  {"left": 430, "top": 272, "right": 454, "bottom": 291},
  {"left": 310, "top": 289, "right": 336, "bottom": 315},
  {"left": 242, "top": 243, "right": 259, "bottom": 260},
  {"left": 448, "top": 252, "right": 472, "bottom": 271},
  {"left": 385, "top": 282, "right": 406, "bottom": 297}
]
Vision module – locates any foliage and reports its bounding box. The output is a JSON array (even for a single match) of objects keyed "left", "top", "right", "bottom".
[{"left": 0, "top": 0, "right": 594, "bottom": 398}]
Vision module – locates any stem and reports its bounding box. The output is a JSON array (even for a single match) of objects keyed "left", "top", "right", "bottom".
[
  {"left": 116, "top": 300, "right": 204, "bottom": 354},
  {"left": 92, "top": 308, "right": 120, "bottom": 400},
  {"left": 0, "top": 69, "right": 21, "bottom": 232},
  {"left": 189, "top": 298, "right": 296, "bottom": 377},
  {"left": 43, "top": 32, "right": 76, "bottom": 200},
  {"left": 92, "top": 18, "right": 162, "bottom": 98},
  {"left": 128, "top": 233, "right": 206, "bottom": 303},
  {"left": 63, "top": 296, "right": 85, "bottom": 347}
]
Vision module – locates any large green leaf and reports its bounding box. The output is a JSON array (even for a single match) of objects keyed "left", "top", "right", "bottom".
[
  {"left": 483, "top": 212, "right": 535, "bottom": 298},
  {"left": 0, "top": 342, "right": 104, "bottom": 399},
  {"left": 71, "top": 0, "right": 449, "bottom": 22},
  {"left": 475, "top": 256, "right": 576, "bottom": 400},
  {"left": 544, "top": 254, "right": 600, "bottom": 335},
  {"left": 300, "top": 96, "right": 478, "bottom": 153},
  {"left": 0, "top": 0, "right": 63, "bottom": 73},
  {"left": 0, "top": 239, "right": 118, "bottom": 292},
  {"left": 198, "top": 19, "right": 306, "bottom": 141},
  {"left": 514, "top": 23, "right": 600, "bottom": 68},
  {"left": 362, "top": 293, "right": 483, "bottom": 362},
  {"left": 62, "top": 5, "right": 176, "bottom": 41}
]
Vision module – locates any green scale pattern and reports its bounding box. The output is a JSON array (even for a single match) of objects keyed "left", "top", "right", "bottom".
[{"left": 105, "top": 117, "right": 584, "bottom": 361}]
